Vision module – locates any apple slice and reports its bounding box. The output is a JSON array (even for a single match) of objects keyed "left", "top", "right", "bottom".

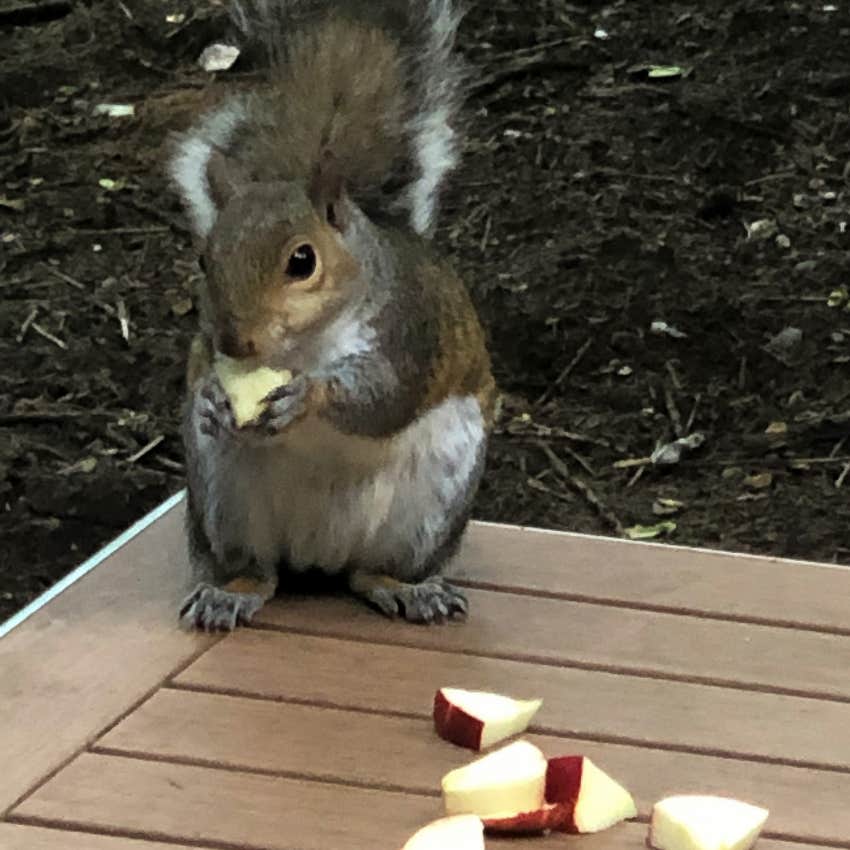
[
  {"left": 401, "top": 815, "right": 484, "bottom": 850},
  {"left": 442, "top": 740, "right": 547, "bottom": 819},
  {"left": 434, "top": 687, "right": 543, "bottom": 750},
  {"left": 649, "top": 795, "right": 769, "bottom": 850},
  {"left": 545, "top": 755, "right": 637, "bottom": 833},
  {"left": 214, "top": 354, "right": 293, "bottom": 427}
]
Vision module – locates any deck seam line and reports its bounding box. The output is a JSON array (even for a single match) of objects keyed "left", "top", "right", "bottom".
[
  {"left": 241, "top": 623, "right": 850, "bottom": 704},
  {"left": 89, "top": 746, "right": 442, "bottom": 798},
  {"left": 452, "top": 579, "right": 850, "bottom": 636},
  {"left": 163, "top": 682, "right": 850, "bottom": 775},
  {"left": 7, "top": 809, "right": 848, "bottom": 850},
  {"left": 5, "top": 815, "right": 276, "bottom": 850},
  {"left": 1, "top": 640, "right": 217, "bottom": 820},
  {"left": 472, "top": 518, "right": 850, "bottom": 574}
]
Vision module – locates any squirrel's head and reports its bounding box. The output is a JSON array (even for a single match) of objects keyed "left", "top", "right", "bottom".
[{"left": 189, "top": 150, "right": 363, "bottom": 362}]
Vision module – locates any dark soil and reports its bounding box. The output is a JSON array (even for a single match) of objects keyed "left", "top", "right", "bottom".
[{"left": 2, "top": 0, "right": 850, "bottom": 621}]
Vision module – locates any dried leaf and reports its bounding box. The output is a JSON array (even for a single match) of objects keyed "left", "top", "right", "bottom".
[
  {"left": 651, "top": 432, "right": 706, "bottom": 465},
  {"left": 625, "top": 521, "right": 677, "bottom": 540},
  {"left": 650, "top": 320, "right": 687, "bottom": 339},
  {"left": 199, "top": 43, "right": 240, "bottom": 72},
  {"left": 652, "top": 497, "right": 685, "bottom": 516},
  {"left": 0, "top": 196, "right": 25, "bottom": 211},
  {"left": 743, "top": 471, "right": 773, "bottom": 490},
  {"left": 93, "top": 103, "right": 135, "bottom": 118},
  {"left": 647, "top": 65, "right": 684, "bottom": 79}
]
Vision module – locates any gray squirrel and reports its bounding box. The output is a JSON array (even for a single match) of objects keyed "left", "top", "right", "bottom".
[{"left": 169, "top": 0, "right": 496, "bottom": 631}]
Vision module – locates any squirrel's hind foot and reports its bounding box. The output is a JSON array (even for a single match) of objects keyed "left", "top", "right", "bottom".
[
  {"left": 179, "top": 581, "right": 269, "bottom": 632},
  {"left": 349, "top": 572, "right": 468, "bottom": 624}
]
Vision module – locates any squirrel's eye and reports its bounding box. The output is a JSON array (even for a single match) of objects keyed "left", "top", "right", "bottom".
[{"left": 286, "top": 244, "right": 317, "bottom": 279}]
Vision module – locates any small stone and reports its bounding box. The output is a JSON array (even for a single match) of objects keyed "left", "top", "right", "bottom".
[{"left": 775, "top": 234, "right": 791, "bottom": 249}]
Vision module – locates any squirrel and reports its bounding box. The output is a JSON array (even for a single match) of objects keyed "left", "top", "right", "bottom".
[{"left": 168, "top": 0, "right": 497, "bottom": 631}]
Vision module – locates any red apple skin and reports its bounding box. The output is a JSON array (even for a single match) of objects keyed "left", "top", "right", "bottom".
[
  {"left": 545, "top": 756, "right": 585, "bottom": 833},
  {"left": 433, "top": 689, "right": 485, "bottom": 750},
  {"left": 483, "top": 804, "right": 567, "bottom": 835}
]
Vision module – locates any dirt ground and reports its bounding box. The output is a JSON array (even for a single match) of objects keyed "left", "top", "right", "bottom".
[{"left": 1, "top": 0, "right": 849, "bottom": 621}]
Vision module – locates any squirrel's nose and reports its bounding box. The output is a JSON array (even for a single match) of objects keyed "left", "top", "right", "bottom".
[{"left": 217, "top": 326, "right": 257, "bottom": 359}]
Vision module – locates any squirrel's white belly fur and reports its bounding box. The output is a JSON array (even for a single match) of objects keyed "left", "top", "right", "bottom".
[{"left": 199, "top": 395, "right": 484, "bottom": 576}]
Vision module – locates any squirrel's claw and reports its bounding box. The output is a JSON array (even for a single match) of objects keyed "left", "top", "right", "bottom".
[
  {"left": 197, "top": 376, "right": 237, "bottom": 439},
  {"left": 179, "top": 582, "right": 264, "bottom": 632},
  {"left": 352, "top": 574, "right": 468, "bottom": 624},
  {"left": 253, "top": 374, "right": 309, "bottom": 436}
]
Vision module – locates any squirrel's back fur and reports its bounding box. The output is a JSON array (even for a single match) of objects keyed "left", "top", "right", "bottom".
[{"left": 170, "top": 0, "right": 465, "bottom": 240}]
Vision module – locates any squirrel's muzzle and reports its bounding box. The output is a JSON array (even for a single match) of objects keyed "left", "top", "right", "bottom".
[{"left": 217, "top": 324, "right": 257, "bottom": 360}]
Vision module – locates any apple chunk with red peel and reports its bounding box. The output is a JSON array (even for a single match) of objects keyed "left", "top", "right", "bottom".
[
  {"left": 401, "top": 815, "right": 484, "bottom": 850},
  {"left": 649, "top": 795, "right": 769, "bottom": 850},
  {"left": 442, "top": 740, "right": 547, "bottom": 820},
  {"left": 545, "top": 755, "right": 637, "bottom": 833},
  {"left": 434, "top": 687, "right": 543, "bottom": 750}
]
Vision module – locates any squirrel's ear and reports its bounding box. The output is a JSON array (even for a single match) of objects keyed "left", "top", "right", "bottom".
[
  {"left": 207, "top": 148, "right": 249, "bottom": 212},
  {"left": 310, "top": 150, "right": 348, "bottom": 232}
]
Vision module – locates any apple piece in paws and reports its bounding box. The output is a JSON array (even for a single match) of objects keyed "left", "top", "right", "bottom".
[{"left": 213, "top": 354, "right": 293, "bottom": 427}]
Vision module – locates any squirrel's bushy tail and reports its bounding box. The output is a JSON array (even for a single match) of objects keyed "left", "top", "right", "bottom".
[{"left": 170, "top": 0, "right": 465, "bottom": 239}]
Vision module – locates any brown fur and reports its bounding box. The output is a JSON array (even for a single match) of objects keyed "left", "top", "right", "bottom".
[{"left": 232, "top": 17, "right": 410, "bottom": 203}]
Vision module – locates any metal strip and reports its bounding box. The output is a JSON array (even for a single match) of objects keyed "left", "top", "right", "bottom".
[{"left": 0, "top": 489, "right": 187, "bottom": 639}]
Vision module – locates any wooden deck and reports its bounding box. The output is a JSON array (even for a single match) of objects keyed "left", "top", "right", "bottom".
[{"left": 2, "top": 491, "right": 849, "bottom": 850}]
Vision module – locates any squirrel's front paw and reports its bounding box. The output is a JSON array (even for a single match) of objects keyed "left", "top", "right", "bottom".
[
  {"left": 351, "top": 574, "right": 469, "bottom": 624},
  {"left": 179, "top": 583, "right": 264, "bottom": 631},
  {"left": 196, "top": 375, "right": 237, "bottom": 440},
  {"left": 252, "top": 374, "right": 310, "bottom": 436}
]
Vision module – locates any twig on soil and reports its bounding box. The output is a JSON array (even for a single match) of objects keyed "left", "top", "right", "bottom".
[
  {"left": 45, "top": 265, "right": 85, "bottom": 291},
  {"left": 684, "top": 393, "right": 701, "bottom": 434},
  {"left": 526, "top": 477, "right": 574, "bottom": 504},
  {"left": 744, "top": 171, "right": 797, "bottom": 186},
  {"left": 16, "top": 307, "right": 38, "bottom": 342},
  {"left": 664, "top": 383, "right": 684, "bottom": 438},
  {"left": 738, "top": 356, "right": 747, "bottom": 390},
  {"left": 127, "top": 435, "right": 164, "bottom": 464},
  {"left": 117, "top": 299, "right": 130, "bottom": 343},
  {"left": 536, "top": 441, "right": 624, "bottom": 536},
  {"left": 479, "top": 214, "right": 492, "bottom": 253},
  {"left": 665, "top": 361, "right": 682, "bottom": 391},
  {"left": 835, "top": 460, "right": 850, "bottom": 489},
  {"left": 536, "top": 338, "right": 592, "bottom": 406},
  {"left": 31, "top": 322, "right": 67, "bottom": 349},
  {"left": 73, "top": 226, "right": 170, "bottom": 235}
]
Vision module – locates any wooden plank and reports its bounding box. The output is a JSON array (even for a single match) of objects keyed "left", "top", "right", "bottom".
[
  {"left": 175, "top": 630, "right": 850, "bottom": 769},
  {"left": 12, "top": 753, "right": 440, "bottom": 850},
  {"left": 0, "top": 823, "right": 213, "bottom": 849},
  {"left": 0, "top": 497, "right": 213, "bottom": 813},
  {"left": 98, "top": 688, "right": 850, "bottom": 846},
  {"left": 456, "top": 522, "right": 850, "bottom": 633},
  {"left": 11, "top": 754, "right": 833, "bottom": 850},
  {"left": 254, "top": 593, "right": 850, "bottom": 700}
]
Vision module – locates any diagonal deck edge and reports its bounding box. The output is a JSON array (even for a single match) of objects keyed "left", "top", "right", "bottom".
[{"left": 0, "top": 490, "right": 186, "bottom": 640}]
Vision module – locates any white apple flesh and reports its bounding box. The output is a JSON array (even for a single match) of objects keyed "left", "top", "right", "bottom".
[
  {"left": 214, "top": 354, "right": 293, "bottom": 427},
  {"left": 434, "top": 687, "right": 543, "bottom": 750},
  {"left": 649, "top": 795, "right": 769, "bottom": 850},
  {"left": 441, "top": 740, "right": 547, "bottom": 819},
  {"left": 401, "top": 815, "right": 484, "bottom": 850},
  {"left": 546, "top": 755, "right": 638, "bottom": 833}
]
